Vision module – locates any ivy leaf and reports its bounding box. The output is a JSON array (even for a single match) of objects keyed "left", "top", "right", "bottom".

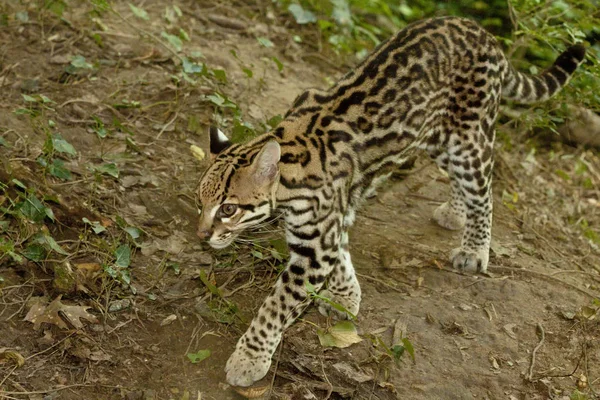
[
  {"left": 48, "top": 158, "right": 72, "bottom": 180},
  {"left": 287, "top": 4, "right": 316, "bottom": 24},
  {"left": 128, "top": 3, "right": 149, "bottom": 20},
  {"left": 317, "top": 321, "right": 362, "bottom": 348},
  {"left": 187, "top": 350, "right": 210, "bottom": 364},
  {"left": 95, "top": 163, "right": 119, "bottom": 178},
  {"left": 124, "top": 227, "right": 141, "bottom": 239},
  {"left": 114, "top": 244, "right": 131, "bottom": 268},
  {"left": 257, "top": 37, "right": 274, "bottom": 48},
  {"left": 82, "top": 218, "right": 106, "bottom": 234},
  {"left": 32, "top": 233, "right": 69, "bottom": 255},
  {"left": 18, "top": 194, "right": 47, "bottom": 222},
  {"left": 21, "top": 244, "right": 45, "bottom": 261},
  {"left": 161, "top": 32, "right": 183, "bottom": 52},
  {"left": 52, "top": 134, "right": 77, "bottom": 156},
  {"left": 70, "top": 55, "right": 93, "bottom": 70},
  {"left": 272, "top": 57, "right": 284, "bottom": 73}
]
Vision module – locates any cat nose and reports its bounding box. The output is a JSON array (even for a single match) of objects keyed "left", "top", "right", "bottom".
[{"left": 196, "top": 229, "right": 213, "bottom": 240}]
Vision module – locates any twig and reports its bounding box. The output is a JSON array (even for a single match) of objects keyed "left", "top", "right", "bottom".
[
  {"left": 0, "top": 383, "right": 91, "bottom": 395},
  {"left": 527, "top": 323, "right": 545, "bottom": 381},
  {"left": 0, "top": 364, "right": 19, "bottom": 390},
  {"left": 25, "top": 332, "right": 76, "bottom": 361},
  {"left": 356, "top": 273, "right": 409, "bottom": 294},
  {"left": 487, "top": 266, "right": 599, "bottom": 299},
  {"left": 267, "top": 337, "right": 284, "bottom": 399},
  {"left": 156, "top": 112, "right": 179, "bottom": 139}
]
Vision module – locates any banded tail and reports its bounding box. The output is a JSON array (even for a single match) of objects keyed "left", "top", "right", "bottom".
[{"left": 502, "top": 44, "right": 586, "bottom": 104}]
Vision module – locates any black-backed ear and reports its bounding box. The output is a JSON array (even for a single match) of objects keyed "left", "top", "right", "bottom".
[
  {"left": 209, "top": 126, "right": 232, "bottom": 158},
  {"left": 251, "top": 141, "right": 280, "bottom": 186}
]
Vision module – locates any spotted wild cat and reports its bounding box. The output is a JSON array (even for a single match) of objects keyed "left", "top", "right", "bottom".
[{"left": 196, "top": 16, "right": 585, "bottom": 387}]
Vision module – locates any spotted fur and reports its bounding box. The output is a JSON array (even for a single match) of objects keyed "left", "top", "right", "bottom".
[{"left": 196, "top": 17, "right": 585, "bottom": 387}]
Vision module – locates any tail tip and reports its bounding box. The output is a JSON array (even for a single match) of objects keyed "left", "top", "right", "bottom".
[
  {"left": 554, "top": 43, "right": 586, "bottom": 73},
  {"left": 567, "top": 43, "right": 587, "bottom": 62}
]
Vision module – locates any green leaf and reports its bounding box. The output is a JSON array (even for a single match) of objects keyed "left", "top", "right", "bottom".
[
  {"left": 402, "top": 337, "right": 415, "bottom": 361},
  {"left": 331, "top": 0, "right": 352, "bottom": 26},
  {"left": 0, "top": 137, "right": 9, "bottom": 147},
  {"left": 187, "top": 350, "right": 210, "bottom": 364},
  {"left": 18, "top": 194, "right": 47, "bottom": 222},
  {"left": 70, "top": 55, "right": 93, "bottom": 70},
  {"left": 48, "top": 158, "right": 72, "bottom": 180},
  {"left": 128, "top": 3, "right": 149, "bottom": 20},
  {"left": 22, "top": 94, "right": 37, "bottom": 103},
  {"left": 52, "top": 134, "right": 77, "bottom": 156},
  {"left": 33, "top": 233, "right": 69, "bottom": 255},
  {"left": 22, "top": 244, "right": 45, "bottom": 261},
  {"left": 212, "top": 69, "right": 227, "bottom": 83},
  {"left": 199, "top": 269, "right": 221, "bottom": 297},
  {"left": 272, "top": 57, "right": 284, "bottom": 73},
  {"left": 242, "top": 67, "right": 253, "bottom": 78},
  {"left": 257, "top": 37, "right": 274, "bottom": 48},
  {"left": 11, "top": 179, "right": 27, "bottom": 190},
  {"left": 92, "top": 116, "right": 108, "bottom": 138},
  {"left": 287, "top": 4, "right": 316, "bottom": 24},
  {"left": 124, "top": 227, "right": 141, "bottom": 239},
  {"left": 15, "top": 11, "right": 29, "bottom": 22},
  {"left": 114, "top": 244, "right": 131, "bottom": 268},
  {"left": 161, "top": 32, "right": 183, "bottom": 52},
  {"left": 82, "top": 217, "right": 106, "bottom": 234},
  {"left": 0, "top": 220, "right": 9, "bottom": 232},
  {"left": 179, "top": 28, "right": 190, "bottom": 41},
  {"left": 182, "top": 58, "right": 203, "bottom": 74},
  {"left": 95, "top": 163, "right": 119, "bottom": 178}
]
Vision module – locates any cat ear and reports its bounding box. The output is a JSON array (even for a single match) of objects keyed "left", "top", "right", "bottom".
[
  {"left": 251, "top": 141, "right": 280, "bottom": 185},
  {"left": 209, "top": 126, "right": 232, "bottom": 158}
]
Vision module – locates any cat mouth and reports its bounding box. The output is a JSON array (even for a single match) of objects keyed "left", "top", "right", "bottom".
[{"left": 209, "top": 234, "right": 236, "bottom": 249}]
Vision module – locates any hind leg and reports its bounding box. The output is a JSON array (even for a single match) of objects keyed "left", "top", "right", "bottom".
[{"left": 429, "top": 151, "right": 467, "bottom": 231}]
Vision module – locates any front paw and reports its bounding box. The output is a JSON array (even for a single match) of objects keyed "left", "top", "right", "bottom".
[
  {"left": 450, "top": 247, "right": 489, "bottom": 273},
  {"left": 316, "top": 289, "right": 360, "bottom": 319},
  {"left": 225, "top": 347, "right": 271, "bottom": 387}
]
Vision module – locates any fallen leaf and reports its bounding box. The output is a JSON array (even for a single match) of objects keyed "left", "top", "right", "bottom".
[
  {"left": 0, "top": 348, "right": 25, "bottom": 367},
  {"left": 233, "top": 385, "right": 269, "bottom": 399},
  {"left": 317, "top": 321, "right": 362, "bottom": 348},
  {"left": 190, "top": 145, "right": 205, "bottom": 161},
  {"left": 333, "top": 362, "right": 372, "bottom": 383},
  {"left": 24, "top": 295, "right": 98, "bottom": 330},
  {"left": 160, "top": 314, "right": 177, "bottom": 326},
  {"left": 187, "top": 349, "right": 210, "bottom": 364},
  {"left": 503, "top": 323, "right": 518, "bottom": 340}
]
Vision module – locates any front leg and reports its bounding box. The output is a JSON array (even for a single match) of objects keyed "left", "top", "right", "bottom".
[
  {"left": 225, "top": 241, "right": 336, "bottom": 386},
  {"left": 317, "top": 231, "right": 361, "bottom": 319}
]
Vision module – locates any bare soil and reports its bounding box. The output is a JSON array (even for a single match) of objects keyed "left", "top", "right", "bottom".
[{"left": 1, "top": 1, "right": 599, "bottom": 400}]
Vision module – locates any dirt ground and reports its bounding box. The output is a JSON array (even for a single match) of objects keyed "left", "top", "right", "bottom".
[{"left": 1, "top": 1, "right": 599, "bottom": 399}]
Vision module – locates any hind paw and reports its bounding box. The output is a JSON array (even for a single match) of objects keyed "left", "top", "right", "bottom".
[{"left": 433, "top": 201, "right": 466, "bottom": 231}]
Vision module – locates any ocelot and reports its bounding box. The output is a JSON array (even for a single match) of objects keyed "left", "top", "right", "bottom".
[{"left": 196, "top": 16, "right": 585, "bottom": 387}]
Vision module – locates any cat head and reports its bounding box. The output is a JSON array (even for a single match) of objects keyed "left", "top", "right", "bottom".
[{"left": 195, "top": 126, "right": 280, "bottom": 249}]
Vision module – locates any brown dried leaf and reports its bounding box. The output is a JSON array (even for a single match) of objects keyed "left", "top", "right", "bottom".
[
  {"left": 24, "top": 295, "right": 98, "bottom": 330},
  {"left": 0, "top": 348, "right": 25, "bottom": 367},
  {"left": 233, "top": 385, "right": 269, "bottom": 399}
]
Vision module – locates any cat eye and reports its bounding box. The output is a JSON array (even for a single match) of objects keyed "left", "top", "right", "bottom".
[{"left": 217, "top": 204, "right": 238, "bottom": 218}]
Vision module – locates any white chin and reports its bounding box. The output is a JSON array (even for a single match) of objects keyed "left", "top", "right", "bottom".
[{"left": 210, "top": 240, "right": 233, "bottom": 249}]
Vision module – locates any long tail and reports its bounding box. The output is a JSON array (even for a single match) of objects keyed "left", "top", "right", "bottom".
[{"left": 502, "top": 44, "right": 586, "bottom": 104}]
